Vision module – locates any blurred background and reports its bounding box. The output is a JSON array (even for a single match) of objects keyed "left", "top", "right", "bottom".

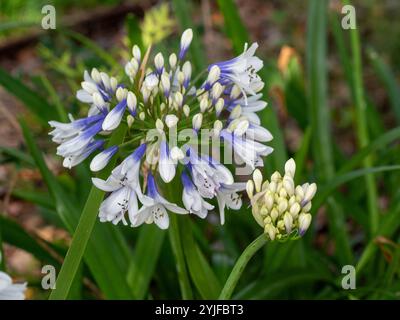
[{"left": 1, "top": 0, "right": 400, "bottom": 299}]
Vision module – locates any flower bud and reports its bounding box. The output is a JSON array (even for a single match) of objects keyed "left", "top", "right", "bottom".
[
  {"left": 91, "top": 68, "right": 101, "bottom": 83},
  {"left": 116, "top": 87, "right": 127, "bottom": 101},
  {"left": 207, "top": 65, "right": 220, "bottom": 85},
  {"left": 127, "top": 92, "right": 137, "bottom": 113},
  {"left": 183, "top": 104, "right": 190, "bottom": 117},
  {"left": 154, "top": 53, "right": 164, "bottom": 73},
  {"left": 93, "top": 92, "right": 105, "bottom": 107},
  {"left": 132, "top": 45, "right": 141, "bottom": 63},
  {"left": 284, "top": 158, "right": 296, "bottom": 178},
  {"left": 165, "top": 114, "right": 179, "bottom": 128},
  {"left": 298, "top": 213, "right": 312, "bottom": 236},
  {"left": 215, "top": 98, "right": 224, "bottom": 115},
  {"left": 246, "top": 180, "right": 254, "bottom": 199},
  {"left": 169, "top": 53, "right": 177, "bottom": 69},
  {"left": 192, "top": 113, "right": 203, "bottom": 130},
  {"left": 90, "top": 146, "right": 118, "bottom": 172},
  {"left": 253, "top": 169, "right": 263, "bottom": 193},
  {"left": 179, "top": 28, "right": 193, "bottom": 59},
  {"left": 81, "top": 81, "right": 97, "bottom": 94},
  {"left": 127, "top": 115, "right": 134, "bottom": 128},
  {"left": 200, "top": 97, "right": 209, "bottom": 113}
]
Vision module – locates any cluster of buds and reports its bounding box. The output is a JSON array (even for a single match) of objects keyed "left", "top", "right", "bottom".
[
  {"left": 246, "top": 159, "right": 316, "bottom": 241},
  {"left": 49, "top": 28, "right": 273, "bottom": 229}
]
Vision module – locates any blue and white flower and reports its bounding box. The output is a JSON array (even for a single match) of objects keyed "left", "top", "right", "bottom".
[
  {"left": 181, "top": 171, "right": 214, "bottom": 218},
  {"left": 209, "top": 43, "right": 263, "bottom": 98},
  {"left": 131, "top": 173, "right": 188, "bottom": 229},
  {"left": 0, "top": 271, "right": 27, "bottom": 300},
  {"left": 93, "top": 144, "right": 146, "bottom": 225}
]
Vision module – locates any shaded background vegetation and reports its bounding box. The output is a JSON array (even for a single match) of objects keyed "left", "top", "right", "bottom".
[{"left": 0, "top": 0, "right": 400, "bottom": 299}]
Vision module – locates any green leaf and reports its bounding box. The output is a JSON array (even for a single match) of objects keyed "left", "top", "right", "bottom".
[
  {"left": 172, "top": 0, "right": 206, "bottom": 70},
  {"left": 307, "top": 0, "right": 352, "bottom": 265},
  {"left": 313, "top": 165, "right": 400, "bottom": 212},
  {"left": 48, "top": 124, "right": 131, "bottom": 300},
  {"left": 20, "top": 119, "right": 133, "bottom": 299},
  {"left": 0, "top": 146, "right": 34, "bottom": 166},
  {"left": 368, "top": 48, "right": 400, "bottom": 125},
  {"left": 0, "top": 67, "right": 59, "bottom": 124},
  {"left": 0, "top": 214, "right": 60, "bottom": 267},
  {"left": 61, "top": 29, "right": 118, "bottom": 68},
  {"left": 181, "top": 219, "right": 221, "bottom": 299},
  {"left": 127, "top": 225, "right": 165, "bottom": 299},
  {"left": 125, "top": 13, "right": 144, "bottom": 51},
  {"left": 216, "top": 0, "right": 249, "bottom": 54}
]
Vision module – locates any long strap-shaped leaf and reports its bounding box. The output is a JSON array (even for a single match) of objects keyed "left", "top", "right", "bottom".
[
  {"left": 20, "top": 119, "right": 133, "bottom": 299},
  {"left": 0, "top": 68, "right": 59, "bottom": 125},
  {"left": 48, "top": 124, "right": 130, "bottom": 299}
]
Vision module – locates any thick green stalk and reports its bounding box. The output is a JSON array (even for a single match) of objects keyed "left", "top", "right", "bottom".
[
  {"left": 168, "top": 215, "right": 193, "bottom": 299},
  {"left": 343, "top": 0, "right": 379, "bottom": 235},
  {"left": 219, "top": 234, "right": 268, "bottom": 300}
]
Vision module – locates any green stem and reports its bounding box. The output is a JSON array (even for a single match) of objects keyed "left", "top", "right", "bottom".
[
  {"left": 343, "top": 0, "right": 379, "bottom": 235},
  {"left": 219, "top": 234, "right": 268, "bottom": 300},
  {"left": 165, "top": 181, "right": 193, "bottom": 299},
  {"left": 168, "top": 214, "right": 193, "bottom": 299}
]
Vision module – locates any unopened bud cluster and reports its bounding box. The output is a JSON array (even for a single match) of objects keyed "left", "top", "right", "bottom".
[{"left": 246, "top": 159, "right": 316, "bottom": 241}]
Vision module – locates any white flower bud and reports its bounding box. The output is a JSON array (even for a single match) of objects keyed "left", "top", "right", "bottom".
[
  {"left": 174, "top": 92, "right": 183, "bottom": 107},
  {"left": 230, "top": 85, "right": 241, "bottom": 99},
  {"left": 215, "top": 98, "right": 224, "bottom": 115},
  {"left": 277, "top": 198, "right": 288, "bottom": 213},
  {"left": 283, "top": 176, "right": 295, "bottom": 196},
  {"left": 200, "top": 97, "right": 209, "bottom": 113},
  {"left": 81, "top": 81, "right": 97, "bottom": 94},
  {"left": 295, "top": 185, "right": 304, "bottom": 199},
  {"left": 289, "top": 202, "right": 301, "bottom": 218},
  {"left": 141, "top": 87, "right": 151, "bottom": 103},
  {"left": 116, "top": 87, "right": 127, "bottom": 101},
  {"left": 165, "top": 114, "right": 179, "bottom": 128},
  {"left": 90, "top": 146, "right": 118, "bottom": 172},
  {"left": 110, "top": 77, "right": 118, "bottom": 92},
  {"left": 92, "top": 92, "right": 105, "bottom": 107},
  {"left": 139, "top": 112, "right": 145, "bottom": 120},
  {"left": 264, "top": 192, "right": 274, "bottom": 211},
  {"left": 211, "top": 82, "right": 223, "bottom": 100},
  {"left": 192, "top": 113, "right": 203, "bottom": 130},
  {"left": 154, "top": 53, "right": 164, "bottom": 72},
  {"left": 182, "top": 61, "right": 192, "bottom": 80},
  {"left": 271, "top": 171, "right": 281, "bottom": 182},
  {"left": 212, "top": 120, "right": 223, "bottom": 137},
  {"left": 132, "top": 45, "right": 141, "bottom": 62},
  {"left": 155, "top": 119, "right": 164, "bottom": 131},
  {"left": 161, "top": 73, "right": 170, "bottom": 95},
  {"left": 298, "top": 213, "right": 312, "bottom": 236},
  {"left": 127, "top": 92, "right": 137, "bottom": 112},
  {"left": 177, "top": 71, "right": 185, "bottom": 85},
  {"left": 253, "top": 169, "right": 263, "bottom": 193},
  {"left": 284, "top": 158, "right": 296, "bottom": 178},
  {"left": 283, "top": 212, "right": 293, "bottom": 234},
  {"left": 127, "top": 115, "right": 134, "bottom": 128},
  {"left": 91, "top": 68, "right": 101, "bottom": 83},
  {"left": 144, "top": 73, "right": 159, "bottom": 90},
  {"left": 207, "top": 65, "right": 220, "bottom": 85},
  {"left": 230, "top": 105, "right": 242, "bottom": 119},
  {"left": 183, "top": 104, "right": 190, "bottom": 117},
  {"left": 160, "top": 102, "right": 166, "bottom": 112},
  {"left": 246, "top": 180, "right": 254, "bottom": 199},
  {"left": 303, "top": 183, "right": 317, "bottom": 203},
  {"left": 170, "top": 146, "right": 184, "bottom": 161},
  {"left": 100, "top": 72, "right": 110, "bottom": 90},
  {"left": 302, "top": 202, "right": 312, "bottom": 212},
  {"left": 169, "top": 53, "right": 177, "bottom": 69},
  {"left": 265, "top": 224, "right": 276, "bottom": 241},
  {"left": 180, "top": 29, "right": 193, "bottom": 57}
]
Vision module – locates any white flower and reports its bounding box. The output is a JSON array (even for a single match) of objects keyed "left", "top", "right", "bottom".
[
  {"left": 181, "top": 171, "right": 214, "bottom": 218},
  {"left": 159, "top": 140, "right": 176, "bottom": 183},
  {"left": 93, "top": 144, "right": 146, "bottom": 225},
  {"left": 131, "top": 173, "right": 188, "bottom": 229},
  {"left": 216, "top": 182, "right": 246, "bottom": 225},
  {"left": 210, "top": 43, "right": 263, "bottom": 98},
  {"left": 220, "top": 129, "right": 273, "bottom": 169},
  {"left": 0, "top": 271, "right": 27, "bottom": 300}
]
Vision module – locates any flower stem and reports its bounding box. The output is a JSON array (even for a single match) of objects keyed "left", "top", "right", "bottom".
[
  {"left": 168, "top": 214, "right": 193, "bottom": 299},
  {"left": 219, "top": 234, "right": 268, "bottom": 300}
]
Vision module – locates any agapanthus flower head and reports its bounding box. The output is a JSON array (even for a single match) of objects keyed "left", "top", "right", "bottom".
[
  {"left": 246, "top": 159, "right": 317, "bottom": 241},
  {"left": 0, "top": 271, "right": 27, "bottom": 300},
  {"left": 49, "top": 28, "right": 273, "bottom": 229}
]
